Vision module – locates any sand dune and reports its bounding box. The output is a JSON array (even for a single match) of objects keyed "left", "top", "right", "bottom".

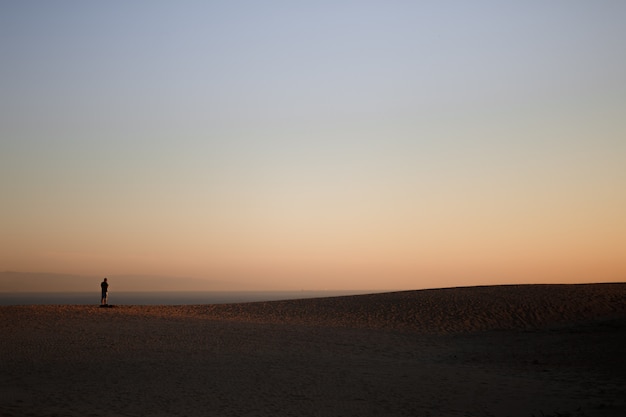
[
  {"left": 183, "top": 283, "right": 626, "bottom": 333},
  {"left": 1, "top": 283, "right": 625, "bottom": 416}
]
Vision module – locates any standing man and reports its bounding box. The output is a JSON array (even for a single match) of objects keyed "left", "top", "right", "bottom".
[{"left": 101, "top": 278, "right": 109, "bottom": 306}]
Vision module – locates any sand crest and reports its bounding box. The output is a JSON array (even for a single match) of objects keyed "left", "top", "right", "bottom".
[{"left": 1, "top": 283, "right": 625, "bottom": 416}]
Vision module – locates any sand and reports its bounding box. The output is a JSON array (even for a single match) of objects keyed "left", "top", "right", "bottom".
[{"left": 1, "top": 283, "right": 625, "bottom": 417}]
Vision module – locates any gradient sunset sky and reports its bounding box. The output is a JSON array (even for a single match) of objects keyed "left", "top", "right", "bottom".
[{"left": 1, "top": 1, "right": 625, "bottom": 291}]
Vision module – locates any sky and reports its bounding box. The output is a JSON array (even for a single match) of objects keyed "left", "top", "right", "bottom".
[{"left": 1, "top": 1, "right": 625, "bottom": 291}]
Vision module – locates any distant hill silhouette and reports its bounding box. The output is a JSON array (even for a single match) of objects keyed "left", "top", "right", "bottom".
[{"left": 0, "top": 271, "right": 230, "bottom": 292}]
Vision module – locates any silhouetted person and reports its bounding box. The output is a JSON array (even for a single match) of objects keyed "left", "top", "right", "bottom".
[{"left": 101, "top": 278, "right": 109, "bottom": 305}]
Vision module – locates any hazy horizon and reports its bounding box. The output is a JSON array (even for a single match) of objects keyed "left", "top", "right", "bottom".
[
  {"left": 2, "top": 2, "right": 625, "bottom": 292},
  {"left": 1, "top": 270, "right": 621, "bottom": 295}
]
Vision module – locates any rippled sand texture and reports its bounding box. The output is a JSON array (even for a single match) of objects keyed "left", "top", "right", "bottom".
[{"left": 1, "top": 284, "right": 625, "bottom": 416}]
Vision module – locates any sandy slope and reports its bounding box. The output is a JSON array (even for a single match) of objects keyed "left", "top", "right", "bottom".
[{"left": 1, "top": 283, "right": 625, "bottom": 416}]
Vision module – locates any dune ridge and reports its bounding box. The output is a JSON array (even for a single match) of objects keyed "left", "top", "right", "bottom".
[
  {"left": 2, "top": 284, "right": 624, "bottom": 335},
  {"left": 114, "top": 283, "right": 626, "bottom": 334}
]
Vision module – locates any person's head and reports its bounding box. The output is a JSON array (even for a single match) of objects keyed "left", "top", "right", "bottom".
[{"left": 104, "top": 278, "right": 107, "bottom": 282}]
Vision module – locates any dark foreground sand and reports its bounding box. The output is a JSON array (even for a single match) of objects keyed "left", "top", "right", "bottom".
[{"left": 1, "top": 283, "right": 625, "bottom": 417}]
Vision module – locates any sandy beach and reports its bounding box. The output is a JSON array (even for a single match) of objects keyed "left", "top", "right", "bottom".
[{"left": 1, "top": 283, "right": 625, "bottom": 416}]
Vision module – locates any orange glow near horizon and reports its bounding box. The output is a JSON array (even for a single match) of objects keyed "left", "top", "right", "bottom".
[{"left": 2, "top": 181, "right": 624, "bottom": 291}]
